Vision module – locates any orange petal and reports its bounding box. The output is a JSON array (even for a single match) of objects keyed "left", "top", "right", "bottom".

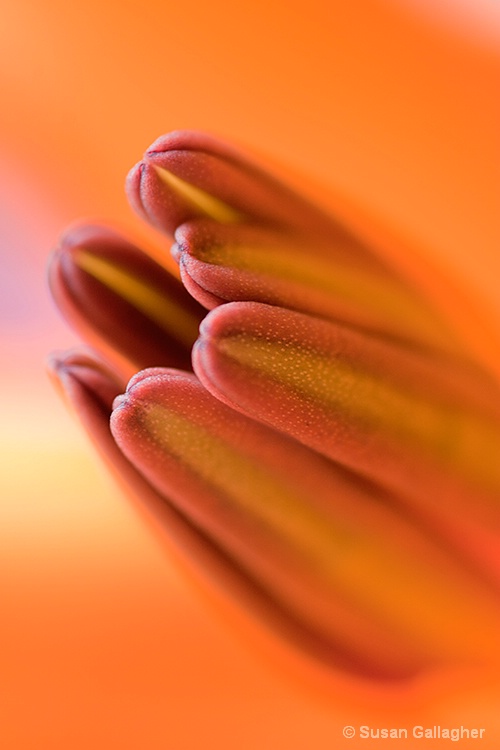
[
  {"left": 48, "top": 224, "right": 205, "bottom": 377},
  {"left": 176, "top": 218, "right": 460, "bottom": 352},
  {"left": 194, "top": 301, "right": 500, "bottom": 582},
  {"left": 110, "top": 369, "right": 500, "bottom": 678},
  {"left": 125, "top": 129, "right": 333, "bottom": 235},
  {"left": 49, "top": 350, "right": 369, "bottom": 676},
  {"left": 126, "top": 129, "right": 463, "bottom": 353}
]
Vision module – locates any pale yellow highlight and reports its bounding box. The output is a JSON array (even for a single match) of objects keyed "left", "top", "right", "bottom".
[
  {"left": 220, "top": 335, "right": 500, "bottom": 493},
  {"left": 141, "top": 403, "right": 500, "bottom": 664},
  {"left": 75, "top": 250, "right": 200, "bottom": 347},
  {"left": 153, "top": 165, "right": 242, "bottom": 224}
]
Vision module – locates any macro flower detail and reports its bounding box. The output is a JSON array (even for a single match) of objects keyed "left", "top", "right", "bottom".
[
  {"left": 126, "top": 131, "right": 468, "bottom": 356},
  {"left": 194, "top": 301, "right": 500, "bottom": 582},
  {"left": 49, "top": 224, "right": 205, "bottom": 378},
  {"left": 48, "top": 130, "right": 500, "bottom": 682}
]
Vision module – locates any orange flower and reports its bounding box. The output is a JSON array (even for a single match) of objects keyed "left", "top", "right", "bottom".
[{"left": 49, "top": 130, "right": 500, "bottom": 683}]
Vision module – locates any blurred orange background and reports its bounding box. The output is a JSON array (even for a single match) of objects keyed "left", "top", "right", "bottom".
[{"left": 1, "top": 0, "right": 499, "bottom": 747}]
